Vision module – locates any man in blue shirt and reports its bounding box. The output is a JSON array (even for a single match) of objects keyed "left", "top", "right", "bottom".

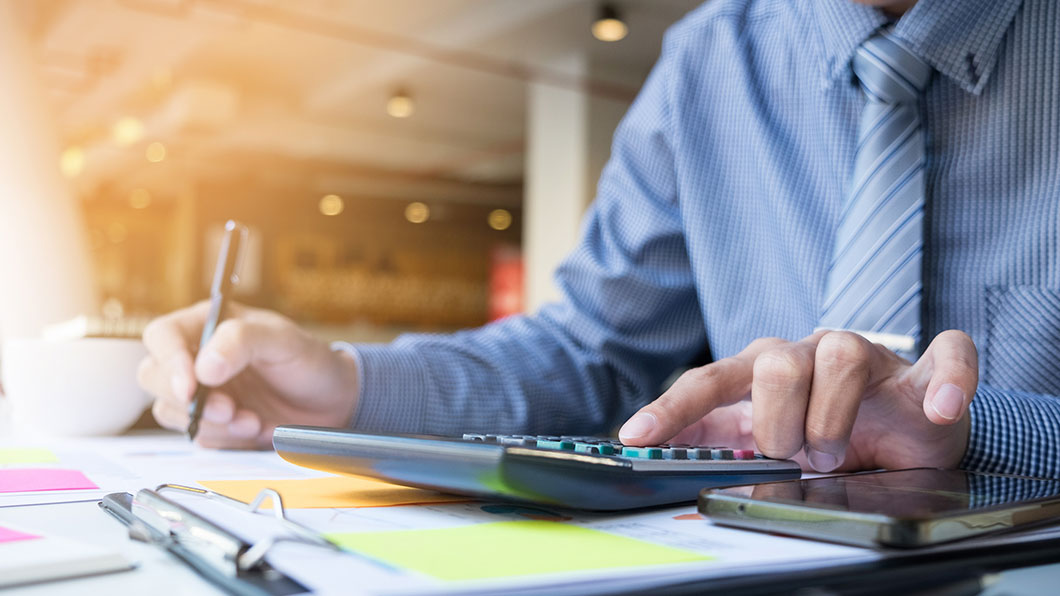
[{"left": 139, "top": 0, "right": 1060, "bottom": 477}]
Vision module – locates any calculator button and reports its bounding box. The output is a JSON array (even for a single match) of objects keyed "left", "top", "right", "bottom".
[
  {"left": 686, "top": 448, "right": 710, "bottom": 460},
  {"left": 710, "top": 449, "right": 734, "bottom": 460},
  {"left": 661, "top": 448, "right": 687, "bottom": 460},
  {"left": 622, "top": 447, "right": 663, "bottom": 459},
  {"left": 574, "top": 442, "right": 615, "bottom": 455},
  {"left": 500, "top": 436, "right": 537, "bottom": 447},
  {"left": 536, "top": 439, "right": 575, "bottom": 451},
  {"left": 733, "top": 449, "right": 755, "bottom": 460},
  {"left": 462, "top": 433, "right": 485, "bottom": 441}
]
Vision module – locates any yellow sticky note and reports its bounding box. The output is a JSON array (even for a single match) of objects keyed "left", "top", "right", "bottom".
[
  {"left": 197, "top": 475, "right": 467, "bottom": 509},
  {"left": 326, "top": 520, "right": 712, "bottom": 581},
  {"left": 0, "top": 448, "right": 59, "bottom": 465}
]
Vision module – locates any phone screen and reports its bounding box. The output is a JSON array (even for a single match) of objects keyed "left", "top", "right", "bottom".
[{"left": 710, "top": 468, "right": 1060, "bottom": 519}]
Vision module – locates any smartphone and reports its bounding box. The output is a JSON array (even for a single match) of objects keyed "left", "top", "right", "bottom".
[{"left": 700, "top": 468, "right": 1060, "bottom": 548}]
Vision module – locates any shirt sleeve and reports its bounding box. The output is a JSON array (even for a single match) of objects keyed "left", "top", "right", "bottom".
[
  {"left": 339, "top": 34, "right": 708, "bottom": 437},
  {"left": 960, "top": 384, "right": 1060, "bottom": 478}
]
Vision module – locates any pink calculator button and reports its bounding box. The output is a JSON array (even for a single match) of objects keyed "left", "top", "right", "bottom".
[{"left": 733, "top": 449, "right": 755, "bottom": 460}]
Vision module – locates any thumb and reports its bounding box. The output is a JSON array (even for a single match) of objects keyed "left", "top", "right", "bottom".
[
  {"left": 196, "top": 313, "right": 305, "bottom": 386},
  {"left": 914, "top": 330, "right": 979, "bottom": 425}
]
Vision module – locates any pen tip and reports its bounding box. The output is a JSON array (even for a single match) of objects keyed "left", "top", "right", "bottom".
[{"left": 187, "top": 421, "right": 199, "bottom": 442}]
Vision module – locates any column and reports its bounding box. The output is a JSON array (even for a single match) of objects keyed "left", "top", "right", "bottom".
[
  {"left": 0, "top": 3, "right": 97, "bottom": 339},
  {"left": 523, "top": 54, "right": 630, "bottom": 312}
]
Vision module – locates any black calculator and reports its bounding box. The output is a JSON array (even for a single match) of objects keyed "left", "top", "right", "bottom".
[{"left": 273, "top": 426, "right": 801, "bottom": 510}]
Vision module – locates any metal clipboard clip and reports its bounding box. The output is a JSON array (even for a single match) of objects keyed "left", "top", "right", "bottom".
[{"left": 100, "top": 484, "right": 338, "bottom": 596}]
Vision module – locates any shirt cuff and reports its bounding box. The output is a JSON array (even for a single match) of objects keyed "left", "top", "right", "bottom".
[
  {"left": 959, "top": 384, "right": 1060, "bottom": 477},
  {"left": 331, "top": 341, "right": 431, "bottom": 434}
]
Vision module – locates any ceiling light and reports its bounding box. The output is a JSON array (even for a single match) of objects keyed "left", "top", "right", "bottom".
[
  {"left": 405, "top": 202, "right": 429, "bottom": 224},
  {"left": 319, "top": 194, "right": 344, "bottom": 216},
  {"left": 488, "top": 209, "right": 512, "bottom": 231},
  {"left": 129, "top": 188, "right": 152, "bottom": 209},
  {"left": 59, "top": 146, "right": 85, "bottom": 178},
  {"left": 592, "top": 4, "right": 628, "bottom": 42},
  {"left": 112, "top": 117, "right": 144, "bottom": 146},
  {"left": 145, "top": 142, "right": 166, "bottom": 163},
  {"left": 387, "top": 90, "right": 415, "bottom": 118}
]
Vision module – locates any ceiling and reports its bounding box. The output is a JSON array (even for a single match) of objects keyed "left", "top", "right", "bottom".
[{"left": 16, "top": 0, "right": 701, "bottom": 208}]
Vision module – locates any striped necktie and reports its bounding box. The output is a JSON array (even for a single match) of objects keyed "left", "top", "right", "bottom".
[{"left": 818, "top": 31, "right": 933, "bottom": 356}]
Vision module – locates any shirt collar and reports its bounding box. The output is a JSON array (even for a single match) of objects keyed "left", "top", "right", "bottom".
[{"left": 813, "top": 0, "right": 1025, "bottom": 95}]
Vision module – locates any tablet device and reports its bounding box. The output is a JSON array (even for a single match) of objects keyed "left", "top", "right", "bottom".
[{"left": 699, "top": 468, "right": 1060, "bottom": 548}]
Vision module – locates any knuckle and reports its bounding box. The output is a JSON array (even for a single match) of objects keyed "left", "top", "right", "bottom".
[
  {"left": 681, "top": 364, "right": 723, "bottom": 388},
  {"left": 141, "top": 317, "right": 167, "bottom": 348},
  {"left": 746, "top": 336, "right": 787, "bottom": 354},
  {"left": 816, "top": 332, "right": 872, "bottom": 374},
  {"left": 753, "top": 349, "right": 811, "bottom": 386},
  {"left": 215, "top": 319, "right": 248, "bottom": 349},
  {"left": 151, "top": 400, "right": 178, "bottom": 428}
]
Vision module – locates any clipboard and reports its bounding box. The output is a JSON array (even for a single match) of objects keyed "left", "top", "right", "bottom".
[{"left": 100, "top": 484, "right": 336, "bottom": 596}]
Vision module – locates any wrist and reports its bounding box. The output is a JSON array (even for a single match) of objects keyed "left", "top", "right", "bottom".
[{"left": 329, "top": 342, "right": 362, "bottom": 427}]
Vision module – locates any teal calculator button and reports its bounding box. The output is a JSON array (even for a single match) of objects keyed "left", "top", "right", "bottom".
[
  {"left": 537, "top": 439, "right": 575, "bottom": 450},
  {"left": 574, "top": 442, "right": 615, "bottom": 455},
  {"left": 622, "top": 447, "right": 662, "bottom": 459}
]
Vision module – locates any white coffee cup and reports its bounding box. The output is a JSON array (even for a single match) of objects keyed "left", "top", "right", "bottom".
[{"left": 1, "top": 337, "right": 153, "bottom": 437}]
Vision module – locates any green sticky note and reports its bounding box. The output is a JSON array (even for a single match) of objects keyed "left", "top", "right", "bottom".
[
  {"left": 326, "top": 520, "right": 712, "bottom": 581},
  {"left": 0, "top": 448, "right": 59, "bottom": 465}
]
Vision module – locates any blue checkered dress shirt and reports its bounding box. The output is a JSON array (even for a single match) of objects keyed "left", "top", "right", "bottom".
[{"left": 342, "top": 0, "right": 1060, "bottom": 478}]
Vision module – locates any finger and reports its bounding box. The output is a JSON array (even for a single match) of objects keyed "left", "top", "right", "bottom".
[
  {"left": 751, "top": 338, "right": 818, "bottom": 459},
  {"left": 142, "top": 302, "right": 212, "bottom": 403},
  {"left": 913, "top": 330, "right": 978, "bottom": 425},
  {"left": 620, "top": 337, "right": 787, "bottom": 446},
  {"left": 137, "top": 355, "right": 169, "bottom": 400},
  {"left": 151, "top": 394, "right": 188, "bottom": 431},
  {"left": 195, "top": 407, "right": 264, "bottom": 449},
  {"left": 195, "top": 313, "right": 303, "bottom": 387},
  {"left": 202, "top": 392, "right": 236, "bottom": 425},
  {"left": 804, "top": 331, "right": 899, "bottom": 471}
]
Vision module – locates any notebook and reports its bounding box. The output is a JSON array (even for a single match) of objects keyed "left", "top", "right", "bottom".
[{"left": 0, "top": 524, "right": 133, "bottom": 588}]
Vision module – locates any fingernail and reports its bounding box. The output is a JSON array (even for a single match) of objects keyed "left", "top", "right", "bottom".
[
  {"left": 931, "top": 383, "right": 965, "bottom": 421},
  {"left": 197, "top": 349, "right": 227, "bottom": 380},
  {"left": 805, "top": 447, "right": 841, "bottom": 473},
  {"left": 619, "top": 412, "right": 658, "bottom": 441}
]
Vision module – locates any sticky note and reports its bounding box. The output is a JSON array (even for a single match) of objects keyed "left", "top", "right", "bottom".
[
  {"left": 0, "top": 448, "right": 59, "bottom": 465},
  {"left": 0, "top": 469, "right": 98, "bottom": 493},
  {"left": 326, "top": 520, "right": 712, "bottom": 581},
  {"left": 198, "top": 475, "right": 467, "bottom": 509},
  {"left": 0, "top": 527, "right": 40, "bottom": 544}
]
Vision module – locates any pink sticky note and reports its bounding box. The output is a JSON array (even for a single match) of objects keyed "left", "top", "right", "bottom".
[
  {"left": 0, "top": 469, "right": 98, "bottom": 493},
  {"left": 0, "top": 526, "right": 40, "bottom": 544}
]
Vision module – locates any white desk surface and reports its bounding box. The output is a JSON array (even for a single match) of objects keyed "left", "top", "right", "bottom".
[
  {"left": 0, "top": 500, "right": 223, "bottom": 595},
  {"left": 1, "top": 404, "right": 1059, "bottom": 595}
]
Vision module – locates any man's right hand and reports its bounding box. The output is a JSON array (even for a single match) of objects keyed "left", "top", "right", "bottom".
[{"left": 137, "top": 301, "right": 361, "bottom": 449}]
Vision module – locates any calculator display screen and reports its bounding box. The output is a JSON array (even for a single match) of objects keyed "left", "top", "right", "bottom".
[{"left": 711, "top": 468, "right": 1060, "bottom": 519}]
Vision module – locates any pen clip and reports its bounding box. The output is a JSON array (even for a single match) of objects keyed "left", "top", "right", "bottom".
[{"left": 228, "top": 221, "right": 250, "bottom": 286}]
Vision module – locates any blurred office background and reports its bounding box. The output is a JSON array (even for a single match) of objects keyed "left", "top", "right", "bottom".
[{"left": 0, "top": 0, "right": 698, "bottom": 343}]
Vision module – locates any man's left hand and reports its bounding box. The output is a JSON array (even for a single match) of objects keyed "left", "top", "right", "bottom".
[{"left": 618, "top": 330, "right": 977, "bottom": 472}]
